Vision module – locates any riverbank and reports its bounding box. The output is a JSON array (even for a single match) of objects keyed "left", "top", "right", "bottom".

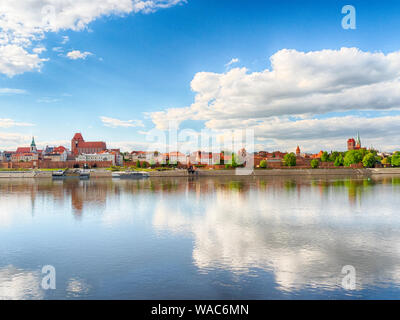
[
  {"left": 148, "top": 167, "right": 400, "bottom": 177},
  {"left": 2, "top": 167, "right": 400, "bottom": 178}
]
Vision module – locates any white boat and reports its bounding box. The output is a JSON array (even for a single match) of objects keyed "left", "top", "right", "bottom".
[{"left": 112, "top": 171, "right": 149, "bottom": 179}]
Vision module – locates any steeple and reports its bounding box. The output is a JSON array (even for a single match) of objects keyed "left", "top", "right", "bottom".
[
  {"left": 356, "top": 132, "right": 361, "bottom": 148},
  {"left": 30, "top": 136, "right": 37, "bottom": 153}
]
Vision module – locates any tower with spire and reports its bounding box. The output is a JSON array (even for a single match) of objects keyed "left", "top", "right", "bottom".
[
  {"left": 30, "top": 137, "right": 37, "bottom": 153},
  {"left": 356, "top": 132, "right": 361, "bottom": 149}
]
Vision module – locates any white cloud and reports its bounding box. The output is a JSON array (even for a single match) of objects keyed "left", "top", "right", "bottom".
[
  {"left": 66, "top": 50, "right": 93, "bottom": 60},
  {"left": 150, "top": 48, "right": 400, "bottom": 151},
  {"left": 225, "top": 57, "right": 239, "bottom": 67},
  {"left": 0, "top": 88, "right": 27, "bottom": 94},
  {"left": 0, "top": 0, "right": 186, "bottom": 76},
  {"left": 0, "top": 45, "right": 46, "bottom": 76},
  {"left": 0, "top": 119, "right": 34, "bottom": 128},
  {"left": 151, "top": 48, "right": 400, "bottom": 128},
  {"left": 61, "top": 35, "right": 69, "bottom": 44},
  {"left": 101, "top": 116, "right": 144, "bottom": 128},
  {"left": 36, "top": 97, "right": 60, "bottom": 103},
  {"left": 0, "top": 132, "right": 31, "bottom": 150},
  {"left": 32, "top": 46, "right": 46, "bottom": 54}
]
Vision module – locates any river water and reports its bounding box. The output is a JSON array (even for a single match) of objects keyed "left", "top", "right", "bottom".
[{"left": 1, "top": 175, "right": 400, "bottom": 299}]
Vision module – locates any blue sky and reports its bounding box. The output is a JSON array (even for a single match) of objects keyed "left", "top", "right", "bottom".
[{"left": 1, "top": 0, "right": 400, "bottom": 152}]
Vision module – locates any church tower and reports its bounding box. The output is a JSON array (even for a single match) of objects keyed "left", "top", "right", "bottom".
[
  {"left": 30, "top": 137, "right": 37, "bottom": 153},
  {"left": 356, "top": 132, "right": 361, "bottom": 149}
]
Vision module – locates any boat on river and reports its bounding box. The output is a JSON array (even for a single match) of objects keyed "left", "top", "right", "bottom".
[{"left": 111, "top": 171, "right": 150, "bottom": 179}]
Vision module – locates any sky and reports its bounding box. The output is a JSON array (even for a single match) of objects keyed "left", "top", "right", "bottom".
[{"left": 1, "top": 0, "right": 400, "bottom": 153}]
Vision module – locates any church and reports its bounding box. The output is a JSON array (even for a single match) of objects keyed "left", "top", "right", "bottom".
[
  {"left": 347, "top": 133, "right": 362, "bottom": 151},
  {"left": 71, "top": 133, "right": 107, "bottom": 156}
]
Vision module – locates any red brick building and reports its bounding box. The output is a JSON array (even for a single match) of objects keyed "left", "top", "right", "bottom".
[{"left": 71, "top": 133, "right": 107, "bottom": 156}]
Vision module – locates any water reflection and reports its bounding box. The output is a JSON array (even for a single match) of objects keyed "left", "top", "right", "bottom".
[{"left": 1, "top": 175, "right": 400, "bottom": 299}]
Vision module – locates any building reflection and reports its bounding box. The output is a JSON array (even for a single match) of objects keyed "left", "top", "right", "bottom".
[{"left": 1, "top": 175, "right": 400, "bottom": 218}]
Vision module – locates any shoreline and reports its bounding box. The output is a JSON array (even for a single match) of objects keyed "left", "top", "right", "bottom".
[{"left": 1, "top": 167, "right": 400, "bottom": 179}]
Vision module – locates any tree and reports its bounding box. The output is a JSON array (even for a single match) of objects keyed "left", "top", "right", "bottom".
[
  {"left": 343, "top": 150, "right": 363, "bottom": 167},
  {"left": 321, "top": 151, "right": 330, "bottom": 162},
  {"left": 329, "top": 151, "right": 340, "bottom": 162},
  {"left": 284, "top": 153, "right": 296, "bottom": 167},
  {"left": 141, "top": 162, "right": 148, "bottom": 168},
  {"left": 381, "top": 157, "right": 390, "bottom": 166},
  {"left": 135, "top": 160, "right": 140, "bottom": 168},
  {"left": 231, "top": 153, "right": 239, "bottom": 168},
  {"left": 259, "top": 160, "right": 267, "bottom": 168},
  {"left": 362, "top": 153, "right": 376, "bottom": 168},
  {"left": 334, "top": 154, "right": 344, "bottom": 167},
  {"left": 310, "top": 159, "right": 319, "bottom": 169},
  {"left": 391, "top": 152, "right": 400, "bottom": 167}
]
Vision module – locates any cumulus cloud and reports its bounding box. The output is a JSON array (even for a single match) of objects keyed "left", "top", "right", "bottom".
[
  {"left": 66, "top": 50, "right": 93, "bottom": 60},
  {"left": 0, "top": 0, "right": 186, "bottom": 76},
  {"left": 150, "top": 48, "right": 400, "bottom": 151},
  {"left": 101, "top": 116, "right": 144, "bottom": 128},
  {"left": 0, "top": 45, "right": 46, "bottom": 76}
]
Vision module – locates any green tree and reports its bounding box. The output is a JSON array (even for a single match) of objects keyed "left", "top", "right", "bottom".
[
  {"left": 334, "top": 154, "right": 344, "bottom": 167},
  {"left": 321, "top": 151, "right": 330, "bottom": 162},
  {"left": 381, "top": 157, "right": 390, "bottom": 166},
  {"left": 343, "top": 150, "right": 363, "bottom": 167},
  {"left": 231, "top": 153, "right": 239, "bottom": 168},
  {"left": 135, "top": 160, "right": 140, "bottom": 168},
  {"left": 310, "top": 159, "right": 319, "bottom": 169},
  {"left": 391, "top": 152, "right": 400, "bottom": 167},
  {"left": 362, "top": 153, "right": 376, "bottom": 168},
  {"left": 284, "top": 153, "right": 297, "bottom": 167},
  {"left": 259, "top": 160, "right": 267, "bottom": 168},
  {"left": 329, "top": 151, "right": 340, "bottom": 162}
]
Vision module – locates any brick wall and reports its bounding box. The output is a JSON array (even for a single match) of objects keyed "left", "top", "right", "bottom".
[{"left": 1, "top": 160, "right": 113, "bottom": 169}]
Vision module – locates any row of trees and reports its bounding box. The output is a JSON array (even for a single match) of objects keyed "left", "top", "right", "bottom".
[
  {"left": 315, "top": 150, "right": 400, "bottom": 168},
  {"left": 269, "top": 150, "right": 400, "bottom": 169}
]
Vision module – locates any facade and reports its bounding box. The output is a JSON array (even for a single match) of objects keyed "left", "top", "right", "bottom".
[
  {"left": 12, "top": 152, "right": 39, "bottom": 162},
  {"left": 43, "top": 146, "right": 68, "bottom": 162},
  {"left": 189, "top": 151, "right": 221, "bottom": 165},
  {"left": 71, "top": 133, "right": 107, "bottom": 156},
  {"left": 166, "top": 152, "right": 187, "bottom": 164},
  {"left": 76, "top": 152, "right": 117, "bottom": 166}
]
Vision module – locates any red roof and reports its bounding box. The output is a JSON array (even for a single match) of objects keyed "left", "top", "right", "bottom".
[
  {"left": 53, "top": 146, "right": 67, "bottom": 153},
  {"left": 73, "top": 133, "right": 84, "bottom": 141},
  {"left": 16, "top": 147, "right": 31, "bottom": 154},
  {"left": 78, "top": 142, "right": 106, "bottom": 148}
]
